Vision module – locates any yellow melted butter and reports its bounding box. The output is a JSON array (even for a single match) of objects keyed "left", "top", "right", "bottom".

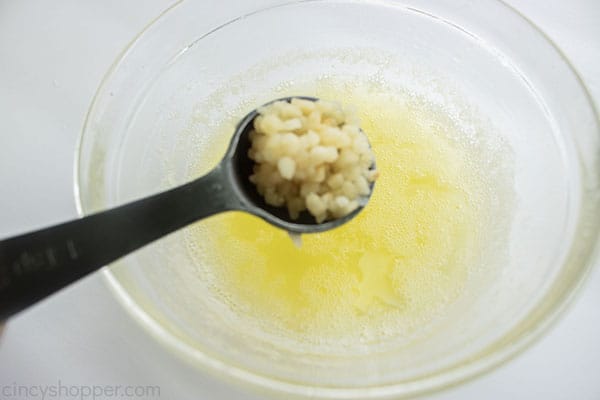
[{"left": 188, "top": 86, "right": 487, "bottom": 341}]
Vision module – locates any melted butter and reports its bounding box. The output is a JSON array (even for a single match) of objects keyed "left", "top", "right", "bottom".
[{"left": 188, "top": 83, "right": 489, "bottom": 341}]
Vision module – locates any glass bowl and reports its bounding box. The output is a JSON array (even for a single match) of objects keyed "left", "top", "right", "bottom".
[{"left": 75, "top": 0, "right": 600, "bottom": 398}]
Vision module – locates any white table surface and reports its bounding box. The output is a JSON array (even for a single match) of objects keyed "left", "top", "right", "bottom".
[{"left": 1, "top": 1, "right": 599, "bottom": 399}]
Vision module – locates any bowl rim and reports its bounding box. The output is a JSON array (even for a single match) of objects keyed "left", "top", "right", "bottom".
[{"left": 74, "top": 0, "right": 600, "bottom": 398}]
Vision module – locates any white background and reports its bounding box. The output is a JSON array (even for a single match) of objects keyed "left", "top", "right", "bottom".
[{"left": 0, "top": 1, "right": 599, "bottom": 399}]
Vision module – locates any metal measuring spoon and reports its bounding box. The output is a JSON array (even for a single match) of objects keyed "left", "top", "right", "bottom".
[{"left": 0, "top": 97, "right": 375, "bottom": 319}]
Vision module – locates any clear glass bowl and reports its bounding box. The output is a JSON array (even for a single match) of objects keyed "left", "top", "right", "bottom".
[{"left": 75, "top": 0, "right": 600, "bottom": 398}]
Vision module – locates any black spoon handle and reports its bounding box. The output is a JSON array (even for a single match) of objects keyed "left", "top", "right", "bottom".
[{"left": 0, "top": 166, "right": 235, "bottom": 320}]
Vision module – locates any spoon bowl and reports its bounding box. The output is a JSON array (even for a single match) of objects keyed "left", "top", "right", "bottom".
[{"left": 227, "top": 96, "right": 376, "bottom": 234}]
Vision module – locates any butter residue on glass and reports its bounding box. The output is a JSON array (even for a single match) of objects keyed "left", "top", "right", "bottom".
[{"left": 248, "top": 99, "right": 378, "bottom": 223}]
